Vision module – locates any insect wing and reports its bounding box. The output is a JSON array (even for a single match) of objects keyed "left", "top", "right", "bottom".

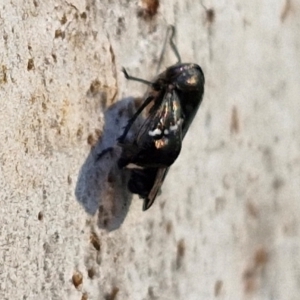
[
  {"left": 133, "top": 89, "right": 183, "bottom": 168},
  {"left": 139, "top": 89, "right": 182, "bottom": 138},
  {"left": 143, "top": 167, "right": 169, "bottom": 210}
]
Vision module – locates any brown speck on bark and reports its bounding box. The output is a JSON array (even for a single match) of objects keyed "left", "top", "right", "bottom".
[
  {"left": 246, "top": 201, "right": 259, "bottom": 218},
  {"left": 87, "top": 134, "right": 96, "bottom": 147},
  {"left": 281, "top": 0, "right": 292, "bottom": 22},
  {"left": 60, "top": 13, "right": 67, "bottom": 25},
  {"left": 87, "top": 267, "right": 95, "bottom": 279},
  {"left": 254, "top": 247, "right": 268, "bottom": 268},
  {"left": 104, "top": 286, "right": 119, "bottom": 300},
  {"left": 176, "top": 239, "right": 185, "bottom": 269},
  {"left": 214, "top": 280, "right": 223, "bottom": 296},
  {"left": 80, "top": 12, "right": 87, "bottom": 19},
  {"left": 27, "top": 58, "right": 35, "bottom": 71},
  {"left": 206, "top": 8, "right": 215, "bottom": 24},
  {"left": 90, "top": 232, "right": 101, "bottom": 251},
  {"left": 55, "top": 29, "right": 65, "bottom": 39},
  {"left": 1, "top": 65, "right": 7, "bottom": 84},
  {"left": 38, "top": 211, "right": 43, "bottom": 221},
  {"left": 52, "top": 53, "right": 57, "bottom": 63},
  {"left": 244, "top": 274, "right": 257, "bottom": 294},
  {"left": 81, "top": 293, "right": 88, "bottom": 300},
  {"left": 137, "top": 0, "right": 159, "bottom": 19},
  {"left": 201, "top": 3, "right": 215, "bottom": 25},
  {"left": 72, "top": 271, "right": 83, "bottom": 288},
  {"left": 77, "top": 126, "right": 83, "bottom": 139},
  {"left": 272, "top": 176, "right": 284, "bottom": 191},
  {"left": 165, "top": 221, "right": 173, "bottom": 234},
  {"left": 243, "top": 246, "right": 269, "bottom": 294},
  {"left": 87, "top": 129, "right": 102, "bottom": 147},
  {"left": 89, "top": 79, "right": 101, "bottom": 96},
  {"left": 230, "top": 106, "right": 240, "bottom": 134}
]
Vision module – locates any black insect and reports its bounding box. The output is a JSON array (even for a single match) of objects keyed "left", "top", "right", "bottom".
[{"left": 118, "top": 26, "right": 205, "bottom": 210}]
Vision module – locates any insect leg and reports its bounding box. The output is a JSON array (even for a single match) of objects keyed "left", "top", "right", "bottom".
[
  {"left": 118, "top": 95, "right": 154, "bottom": 143},
  {"left": 96, "top": 147, "right": 114, "bottom": 161},
  {"left": 168, "top": 25, "right": 181, "bottom": 64},
  {"left": 155, "top": 27, "right": 171, "bottom": 74},
  {"left": 122, "top": 68, "right": 153, "bottom": 86}
]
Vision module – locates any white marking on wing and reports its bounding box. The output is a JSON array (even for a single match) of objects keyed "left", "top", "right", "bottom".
[
  {"left": 170, "top": 124, "right": 178, "bottom": 131},
  {"left": 148, "top": 128, "right": 162, "bottom": 136},
  {"left": 126, "top": 163, "right": 144, "bottom": 169}
]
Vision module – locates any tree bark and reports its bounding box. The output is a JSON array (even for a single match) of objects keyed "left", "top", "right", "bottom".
[{"left": 0, "top": 0, "right": 299, "bottom": 299}]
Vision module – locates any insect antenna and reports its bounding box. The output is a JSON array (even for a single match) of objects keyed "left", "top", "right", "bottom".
[
  {"left": 169, "top": 25, "right": 181, "bottom": 64},
  {"left": 156, "top": 26, "right": 181, "bottom": 74},
  {"left": 155, "top": 27, "right": 171, "bottom": 74}
]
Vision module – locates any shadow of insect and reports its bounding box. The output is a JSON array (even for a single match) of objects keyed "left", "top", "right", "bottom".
[{"left": 75, "top": 97, "right": 143, "bottom": 231}]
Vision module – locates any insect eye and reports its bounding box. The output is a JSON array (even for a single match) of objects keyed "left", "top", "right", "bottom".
[{"left": 175, "top": 67, "right": 203, "bottom": 91}]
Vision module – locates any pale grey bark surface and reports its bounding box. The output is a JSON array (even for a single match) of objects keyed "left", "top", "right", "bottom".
[{"left": 1, "top": 0, "right": 300, "bottom": 299}]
